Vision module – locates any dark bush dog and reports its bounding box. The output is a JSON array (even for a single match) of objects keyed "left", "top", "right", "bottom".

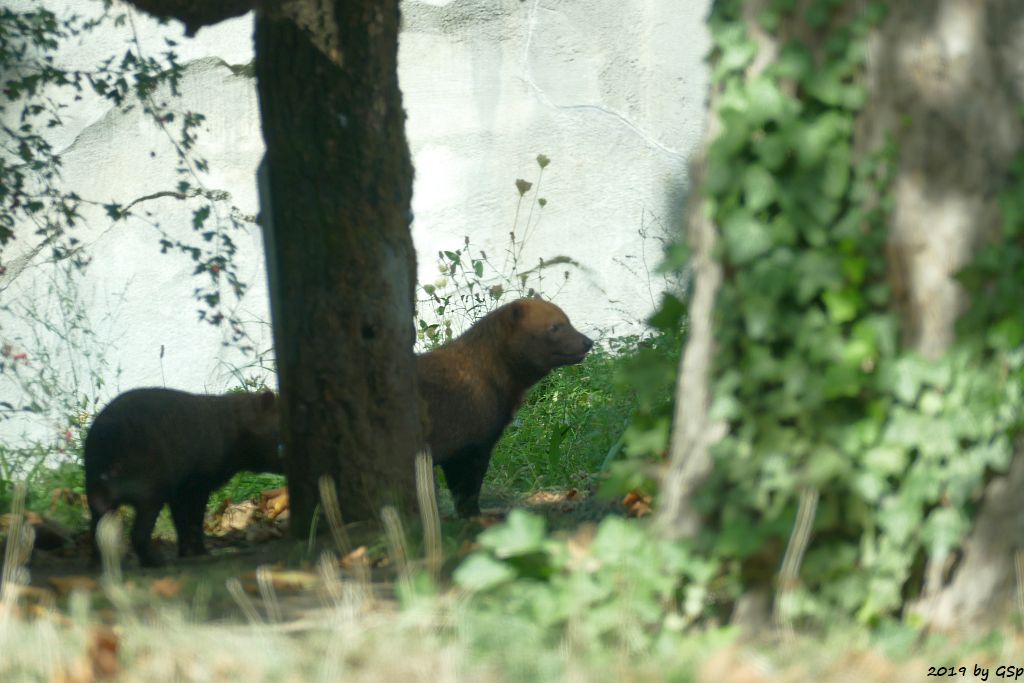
[
  {"left": 417, "top": 298, "right": 593, "bottom": 516},
  {"left": 85, "top": 388, "right": 281, "bottom": 566}
]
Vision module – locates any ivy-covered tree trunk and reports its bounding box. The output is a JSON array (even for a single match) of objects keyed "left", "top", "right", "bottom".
[
  {"left": 661, "top": 0, "right": 1024, "bottom": 630},
  {"left": 254, "top": 2, "right": 421, "bottom": 532},
  {"left": 864, "top": 0, "right": 1024, "bottom": 628}
]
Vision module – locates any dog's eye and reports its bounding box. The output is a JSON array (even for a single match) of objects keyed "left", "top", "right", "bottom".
[{"left": 549, "top": 324, "right": 561, "bottom": 333}]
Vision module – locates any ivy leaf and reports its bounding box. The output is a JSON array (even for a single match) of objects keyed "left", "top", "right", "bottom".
[
  {"left": 591, "top": 516, "right": 646, "bottom": 564},
  {"left": 795, "top": 112, "right": 849, "bottom": 168},
  {"left": 795, "top": 252, "right": 843, "bottom": 303},
  {"left": 712, "top": 22, "right": 757, "bottom": 77},
  {"left": 922, "top": 507, "right": 967, "bottom": 559},
  {"left": 742, "top": 164, "right": 778, "bottom": 213},
  {"left": 853, "top": 470, "right": 888, "bottom": 503},
  {"left": 772, "top": 43, "right": 813, "bottom": 83},
  {"left": 622, "top": 417, "right": 670, "bottom": 457},
  {"left": 453, "top": 553, "right": 515, "bottom": 591},
  {"left": 863, "top": 445, "right": 908, "bottom": 476},
  {"left": 822, "top": 288, "right": 862, "bottom": 323},
  {"left": 722, "top": 210, "right": 772, "bottom": 264},
  {"left": 478, "top": 509, "right": 546, "bottom": 558},
  {"left": 746, "top": 76, "right": 788, "bottom": 124},
  {"left": 753, "top": 132, "right": 790, "bottom": 171},
  {"left": 823, "top": 143, "right": 852, "bottom": 199},
  {"left": 647, "top": 292, "right": 685, "bottom": 332},
  {"left": 879, "top": 495, "right": 922, "bottom": 545}
]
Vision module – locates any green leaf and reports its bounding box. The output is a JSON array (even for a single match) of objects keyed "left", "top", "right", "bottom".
[
  {"left": 453, "top": 553, "right": 515, "bottom": 591},
  {"left": 852, "top": 470, "right": 888, "bottom": 502},
  {"left": 822, "top": 288, "right": 861, "bottom": 323},
  {"left": 769, "top": 214, "right": 798, "bottom": 245},
  {"left": 841, "top": 255, "right": 867, "bottom": 284},
  {"left": 712, "top": 23, "right": 757, "bottom": 77},
  {"left": 753, "top": 132, "right": 790, "bottom": 171},
  {"left": 478, "top": 510, "right": 547, "bottom": 558},
  {"left": 622, "top": 416, "right": 670, "bottom": 457},
  {"left": 742, "top": 164, "right": 778, "bottom": 213},
  {"left": 823, "top": 143, "right": 851, "bottom": 199},
  {"left": 879, "top": 495, "right": 921, "bottom": 545},
  {"left": 862, "top": 445, "right": 907, "bottom": 476},
  {"left": 591, "top": 516, "right": 646, "bottom": 564},
  {"left": 746, "top": 76, "right": 788, "bottom": 124},
  {"left": 722, "top": 210, "right": 772, "bottom": 264},
  {"left": 795, "top": 252, "right": 842, "bottom": 303},
  {"left": 922, "top": 507, "right": 966, "bottom": 559},
  {"left": 648, "top": 292, "right": 686, "bottom": 332},
  {"left": 772, "top": 43, "right": 813, "bottom": 82},
  {"left": 191, "top": 205, "right": 210, "bottom": 230},
  {"left": 795, "top": 112, "right": 849, "bottom": 168}
]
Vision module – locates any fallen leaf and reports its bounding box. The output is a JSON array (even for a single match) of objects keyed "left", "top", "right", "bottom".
[
  {"left": 472, "top": 511, "right": 506, "bottom": 527},
  {"left": 88, "top": 626, "right": 119, "bottom": 680},
  {"left": 50, "top": 487, "right": 87, "bottom": 512},
  {"left": 49, "top": 576, "right": 98, "bottom": 596},
  {"left": 260, "top": 488, "right": 289, "bottom": 520},
  {"left": 212, "top": 500, "right": 257, "bottom": 533},
  {"left": 149, "top": 577, "right": 184, "bottom": 599},
  {"left": 339, "top": 546, "right": 369, "bottom": 569},
  {"left": 623, "top": 489, "right": 653, "bottom": 518}
]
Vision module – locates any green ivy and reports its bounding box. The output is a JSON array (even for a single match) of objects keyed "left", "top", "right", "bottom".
[
  {"left": 666, "top": 0, "right": 1024, "bottom": 624},
  {"left": 454, "top": 511, "right": 718, "bottom": 649}
]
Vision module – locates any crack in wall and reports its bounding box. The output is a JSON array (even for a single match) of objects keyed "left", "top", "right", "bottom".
[{"left": 519, "top": 0, "right": 687, "bottom": 162}]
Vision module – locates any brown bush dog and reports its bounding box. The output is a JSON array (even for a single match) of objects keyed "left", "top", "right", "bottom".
[
  {"left": 84, "top": 388, "right": 281, "bottom": 566},
  {"left": 417, "top": 298, "right": 593, "bottom": 517}
]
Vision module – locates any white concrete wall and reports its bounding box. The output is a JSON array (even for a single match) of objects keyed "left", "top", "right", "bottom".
[{"left": 0, "top": 0, "right": 710, "bottom": 446}]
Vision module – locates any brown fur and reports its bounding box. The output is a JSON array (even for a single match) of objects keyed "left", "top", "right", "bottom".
[
  {"left": 84, "top": 388, "right": 281, "bottom": 566},
  {"left": 417, "top": 298, "right": 593, "bottom": 516}
]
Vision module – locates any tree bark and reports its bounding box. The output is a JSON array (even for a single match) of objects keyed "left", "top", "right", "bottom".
[
  {"left": 254, "top": 1, "right": 421, "bottom": 535},
  {"left": 860, "top": 0, "right": 1023, "bottom": 362},
  {"left": 859, "top": 0, "right": 1024, "bottom": 628},
  {"left": 661, "top": 0, "right": 1024, "bottom": 630},
  {"left": 656, "top": 0, "right": 772, "bottom": 540},
  {"left": 120, "top": 0, "right": 422, "bottom": 533}
]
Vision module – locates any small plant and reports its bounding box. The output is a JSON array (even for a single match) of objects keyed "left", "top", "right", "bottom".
[
  {"left": 0, "top": 261, "right": 123, "bottom": 516},
  {"left": 415, "top": 154, "right": 578, "bottom": 347}
]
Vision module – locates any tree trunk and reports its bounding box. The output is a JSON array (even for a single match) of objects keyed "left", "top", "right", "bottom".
[
  {"left": 661, "top": 0, "right": 1024, "bottom": 629},
  {"left": 656, "top": 0, "right": 772, "bottom": 540},
  {"left": 255, "top": 0, "right": 421, "bottom": 534},
  {"left": 860, "top": 0, "right": 1024, "bottom": 628}
]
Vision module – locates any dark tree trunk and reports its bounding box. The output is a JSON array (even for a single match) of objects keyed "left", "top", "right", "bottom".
[{"left": 254, "top": 1, "right": 421, "bottom": 534}]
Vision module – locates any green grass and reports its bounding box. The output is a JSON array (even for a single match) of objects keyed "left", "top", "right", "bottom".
[
  {"left": 484, "top": 334, "right": 678, "bottom": 503},
  {"left": 209, "top": 472, "right": 287, "bottom": 510},
  {"left": 3, "top": 334, "right": 671, "bottom": 543}
]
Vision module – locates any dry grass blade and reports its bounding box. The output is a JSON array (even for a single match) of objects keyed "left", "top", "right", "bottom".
[
  {"left": 317, "top": 550, "right": 344, "bottom": 607},
  {"left": 256, "top": 565, "right": 282, "bottom": 623},
  {"left": 1015, "top": 549, "right": 1024, "bottom": 619},
  {"left": 381, "top": 506, "right": 412, "bottom": 595},
  {"left": 1, "top": 482, "right": 31, "bottom": 603},
  {"left": 415, "top": 449, "right": 443, "bottom": 583},
  {"left": 318, "top": 474, "right": 352, "bottom": 557},
  {"left": 773, "top": 487, "right": 819, "bottom": 636},
  {"left": 96, "top": 512, "right": 124, "bottom": 587},
  {"left": 227, "top": 576, "right": 264, "bottom": 625}
]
